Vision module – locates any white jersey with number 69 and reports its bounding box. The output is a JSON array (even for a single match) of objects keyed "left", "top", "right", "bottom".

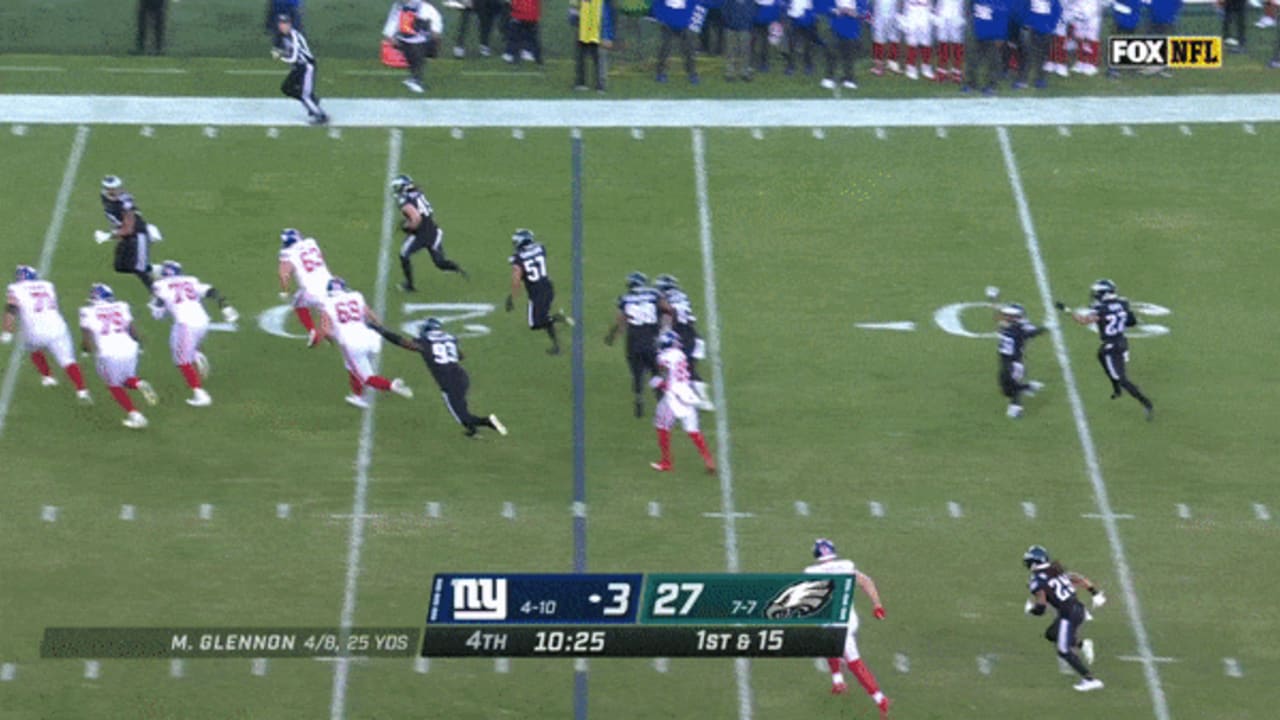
[
  {"left": 153, "top": 274, "right": 212, "bottom": 328},
  {"left": 79, "top": 301, "right": 138, "bottom": 358},
  {"left": 321, "top": 290, "right": 379, "bottom": 350},
  {"left": 7, "top": 280, "right": 69, "bottom": 340},
  {"left": 280, "top": 238, "right": 333, "bottom": 299}
]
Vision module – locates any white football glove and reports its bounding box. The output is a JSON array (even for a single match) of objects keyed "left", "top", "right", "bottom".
[
  {"left": 149, "top": 302, "right": 166, "bottom": 320},
  {"left": 0, "top": 331, "right": 12, "bottom": 344},
  {"left": 1023, "top": 599, "right": 1035, "bottom": 614},
  {"left": 270, "top": 49, "right": 282, "bottom": 60},
  {"left": 985, "top": 285, "right": 1001, "bottom": 301},
  {"left": 94, "top": 230, "right": 113, "bottom": 244},
  {"left": 222, "top": 306, "right": 240, "bottom": 323},
  {"left": 1092, "top": 592, "right": 1107, "bottom": 609}
]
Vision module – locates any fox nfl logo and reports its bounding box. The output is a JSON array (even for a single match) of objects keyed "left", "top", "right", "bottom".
[{"left": 1108, "top": 36, "right": 1222, "bottom": 69}]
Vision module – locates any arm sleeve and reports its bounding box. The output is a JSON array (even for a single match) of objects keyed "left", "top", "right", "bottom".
[{"left": 383, "top": 6, "right": 401, "bottom": 37}]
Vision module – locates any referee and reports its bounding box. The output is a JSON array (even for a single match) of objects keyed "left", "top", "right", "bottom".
[{"left": 272, "top": 14, "right": 329, "bottom": 125}]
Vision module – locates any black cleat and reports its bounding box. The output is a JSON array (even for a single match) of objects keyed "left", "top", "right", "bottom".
[
  {"left": 547, "top": 345, "right": 560, "bottom": 356},
  {"left": 456, "top": 268, "right": 470, "bottom": 281},
  {"left": 634, "top": 399, "right": 643, "bottom": 418},
  {"left": 1144, "top": 403, "right": 1154, "bottom": 422},
  {"left": 465, "top": 426, "right": 478, "bottom": 437},
  {"left": 398, "top": 282, "right": 416, "bottom": 293}
]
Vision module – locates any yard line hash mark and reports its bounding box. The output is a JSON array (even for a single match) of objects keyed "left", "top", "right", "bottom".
[
  {"left": 451, "top": 128, "right": 464, "bottom": 139},
  {"left": 495, "top": 658, "right": 511, "bottom": 674},
  {"left": 502, "top": 501, "right": 517, "bottom": 520},
  {"left": 812, "top": 128, "right": 825, "bottom": 139},
  {"left": 1253, "top": 502, "right": 1271, "bottom": 521},
  {"left": 119, "top": 504, "right": 136, "bottom": 521},
  {"left": 413, "top": 657, "right": 430, "bottom": 674},
  {"left": 84, "top": 661, "right": 100, "bottom": 679},
  {"left": 42, "top": 505, "right": 59, "bottom": 522},
  {"left": 512, "top": 128, "right": 524, "bottom": 139},
  {"left": 631, "top": 127, "right": 645, "bottom": 140},
  {"left": 251, "top": 658, "right": 268, "bottom": 676},
  {"left": 11, "top": 124, "right": 27, "bottom": 136},
  {"left": 750, "top": 128, "right": 763, "bottom": 140},
  {"left": 692, "top": 127, "right": 753, "bottom": 720},
  {"left": 425, "top": 501, "right": 441, "bottom": 518},
  {"left": 893, "top": 653, "right": 911, "bottom": 673},
  {"left": 0, "top": 663, "right": 16, "bottom": 681},
  {"left": 266, "top": 127, "right": 280, "bottom": 139},
  {"left": 976, "top": 654, "right": 995, "bottom": 676},
  {"left": 0, "top": 125, "right": 89, "bottom": 440},
  {"left": 794, "top": 501, "right": 810, "bottom": 517},
  {"left": 874, "top": 127, "right": 887, "bottom": 140},
  {"left": 998, "top": 126, "right": 1171, "bottom": 720},
  {"left": 1058, "top": 125, "right": 1071, "bottom": 137},
  {"left": 1022, "top": 501, "right": 1037, "bottom": 519},
  {"left": 869, "top": 501, "right": 885, "bottom": 517},
  {"left": 1175, "top": 503, "right": 1190, "bottom": 519},
  {"left": 648, "top": 501, "right": 662, "bottom": 518},
  {"left": 1122, "top": 125, "right": 1135, "bottom": 136},
  {"left": 202, "top": 126, "right": 218, "bottom": 138},
  {"left": 936, "top": 126, "right": 948, "bottom": 139},
  {"left": 198, "top": 503, "right": 214, "bottom": 520},
  {"left": 330, "top": 128, "right": 402, "bottom": 720},
  {"left": 276, "top": 503, "right": 291, "bottom": 519},
  {"left": 1179, "top": 124, "right": 1192, "bottom": 136},
  {"left": 947, "top": 501, "right": 963, "bottom": 518},
  {"left": 1223, "top": 658, "right": 1243, "bottom": 678},
  {"left": 1243, "top": 123, "right": 1256, "bottom": 135},
  {"left": 170, "top": 659, "right": 185, "bottom": 678}
]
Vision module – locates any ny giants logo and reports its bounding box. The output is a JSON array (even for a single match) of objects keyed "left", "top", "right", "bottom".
[{"left": 452, "top": 577, "right": 508, "bottom": 621}]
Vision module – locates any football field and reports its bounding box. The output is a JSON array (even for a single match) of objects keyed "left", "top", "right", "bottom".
[{"left": 1, "top": 100, "right": 1278, "bottom": 720}]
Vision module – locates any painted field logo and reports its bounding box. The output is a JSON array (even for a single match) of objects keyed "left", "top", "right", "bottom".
[
  {"left": 1108, "top": 36, "right": 1222, "bottom": 68},
  {"left": 764, "top": 579, "right": 834, "bottom": 619}
]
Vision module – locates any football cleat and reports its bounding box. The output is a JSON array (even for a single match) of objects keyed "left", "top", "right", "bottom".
[
  {"left": 1023, "top": 545, "right": 1051, "bottom": 569},
  {"left": 1025, "top": 380, "right": 1045, "bottom": 396},
  {"left": 649, "top": 461, "right": 672, "bottom": 472},
  {"left": 489, "top": 414, "right": 508, "bottom": 436},
  {"left": 326, "top": 277, "right": 348, "bottom": 296},
  {"left": 878, "top": 696, "right": 892, "bottom": 719},
  {"left": 1090, "top": 279, "right": 1117, "bottom": 301},
  {"left": 77, "top": 389, "right": 92, "bottom": 405},
  {"left": 280, "top": 228, "right": 302, "bottom": 249},
  {"left": 813, "top": 538, "right": 837, "bottom": 559},
  {"left": 390, "top": 378, "right": 414, "bottom": 399},
  {"left": 390, "top": 174, "right": 414, "bottom": 196},
  {"left": 40, "top": 375, "right": 58, "bottom": 387},
  {"left": 123, "top": 411, "right": 148, "bottom": 429},
  {"left": 654, "top": 274, "right": 679, "bottom": 292},
  {"left": 1081, "top": 638, "right": 1095, "bottom": 665},
  {"left": 186, "top": 388, "right": 212, "bottom": 407},
  {"left": 15, "top": 264, "right": 38, "bottom": 282},
  {"left": 831, "top": 681, "right": 848, "bottom": 695},
  {"left": 626, "top": 271, "right": 648, "bottom": 290},
  {"left": 1007, "top": 403, "right": 1023, "bottom": 418},
  {"left": 136, "top": 380, "right": 159, "bottom": 406},
  {"left": 345, "top": 394, "right": 370, "bottom": 409},
  {"left": 89, "top": 283, "right": 115, "bottom": 304},
  {"left": 159, "top": 259, "right": 182, "bottom": 278},
  {"left": 512, "top": 228, "right": 535, "bottom": 249},
  {"left": 307, "top": 329, "right": 321, "bottom": 348},
  {"left": 1073, "top": 678, "right": 1104, "bottom": 692}
]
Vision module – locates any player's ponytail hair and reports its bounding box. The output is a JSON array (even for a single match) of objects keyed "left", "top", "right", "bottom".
[{"left": 1047, "top": 560, "right": 1066, "bottom": 576}]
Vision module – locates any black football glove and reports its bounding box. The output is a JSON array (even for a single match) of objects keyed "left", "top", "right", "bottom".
[{"left": 1054, "top": 301, "right": 1068, "bottom": 313}]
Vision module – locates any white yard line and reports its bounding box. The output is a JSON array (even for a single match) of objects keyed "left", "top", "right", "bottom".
[
  {"left": 0, "top": 125, "right": 89, "bottom": 440},
  {"left": 692, "top": 127, "right": 752, "bottom": 720},
  {"left": 329, "top": 128, "right": 402, "bottom": 720},
  {"left": 997, "top": 126, "right": 1171, "bottom": 720}
]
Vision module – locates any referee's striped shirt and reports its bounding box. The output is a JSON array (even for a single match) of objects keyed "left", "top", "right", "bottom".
[{"left": 277, "top": 29, "right": 316, "bottom": 65}]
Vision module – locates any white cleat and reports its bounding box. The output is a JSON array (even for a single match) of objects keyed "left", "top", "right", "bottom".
[
  {"left": 187, "top": 388, "right": 212, "bottom": 407},
  {"left": 1073, "top": 678, "right": 1104, "bottom": 692},
  {"left": 559, "top": 309, "right": 575, "bottom": 327},
  {"left": 403, "top": 78, "right": 425, "bottom": 94},
  {"left": 1007, "top": 404, "right": 1023, "bottom": 419},
  {"left": 390, "top": 378, "right": 414, "bottom": 399},
  {"left": 820, "top": 77, "right": 837, "bottom": 89},
  {"left": 136, "top": 379, "right": 159, "bottom": 406},
  {"left": 1081, "top": 638, "right": 1095, "bottom": 665},
  {"left": 1077, "top": 63, "right": 1098, "bottom": 76},
  {"left": 123, "top": 411, "right": 148, "bottom": 430},
  {"left": 76, "top": 389, "right": 92, "bottom": 405},
  {"left": 921, "top": 64, "right": 935, "bottom": 80},
  {"left": 887, "top": 59, "right": 902, "bottom": 74},
  {"left": 1256, "top": 15, "right": 1276, "bottom": 28},
  {"left": 1025, "top": 380, "right": 1045, "bottom": 396},
  {"left": 307, "top": 329, "right": 321, "bottom": 348},
  {"left": 41, "top": 375, "right": 58, "bottom": 387},
  {"left": 452, "top": 45, "right": 466, "bottom": 58},
  {"left": 1054, "top": 63, "right": 1069, "bottom": 77},
  {"left": 345, "top": 394, "right": 370, "bottom": 409},
  {"left": 489, "top": 414, "right": 508, "bottom": 436},
  {"left": 842, "top": 79, "right": 858, "bottom": 89},
  {"left": 195, "top": 352, "right": 210, "bottom": 379},
  {"left": 905, "top": 64, "right": 919, "bottom": 80}
]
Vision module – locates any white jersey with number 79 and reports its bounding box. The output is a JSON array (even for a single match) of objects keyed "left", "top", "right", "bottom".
[{"left": 153, "top": 274, "right": 212, "bottom": 328}]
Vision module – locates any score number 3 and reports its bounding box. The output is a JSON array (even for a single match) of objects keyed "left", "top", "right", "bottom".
[{"left": 652, "top": 582, "right": 705, "bottom": 616}]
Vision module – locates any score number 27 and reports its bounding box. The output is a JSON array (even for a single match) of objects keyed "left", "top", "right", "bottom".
[{"left": 652, "top": 582, "right": 706, "bottom": 617}]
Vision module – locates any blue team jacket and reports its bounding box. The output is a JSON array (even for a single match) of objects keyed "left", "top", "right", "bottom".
[
  {"left": 826, "top": 0, "right": 866, "bottom": 39},
  {"left": 971, "top": 0, "right": 1011, "bottom": 40},
  {"left": 1019, "top": 0, "right": 1061, "bottom": 34},
  {"left": 1148, "top": 0, "right": 1181, "bottom": 24},
  {"left": 653, "top": 0, "right": 696, "bottom": 29},
  {"left": 786, "top": 0, "right": 819, "bottom": 28}
]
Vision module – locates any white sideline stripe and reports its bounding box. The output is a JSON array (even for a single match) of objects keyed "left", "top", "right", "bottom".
[
  {"left": 2, "top": 95, "right": 1279, "bottom": 128},
  {"left": 976, "top": 654, "right": 995, "bottom": 676},
  {"left": 119, "top": 504, "right": 136, "bottom": 521},
  {"left": 1223, "top": 657, "right": 1243, "bottom": 678},
  {"left": 413, "top": 657, "right": 430, "bottom": 674},
  {"left": 998, "top": 126, "right": 1170, "bottom": 720},
  {"left": 84, "top": 660, "right": 100, "bottom": 679},
  {"left": 653, "top": 658, "right": 670, "bottom": 673},
  {"left": 692, "top": 128, "right": 753, "bottom": 720},
  {"left": 1252, "top": 502, "right": 1271, "bottom": 521},
  {"left": 893, "top": 653, "right": 911, "bottom": 673},
  {"left": 647, "top": 501, "right": 661, "bottom": 518},
  {"left": 794, "top": 501, "right": 810, "bottom": 517},
  {"left": 198, "top": 503, "right": 214, "bottom": 520},
  {"left": 494, "top": 658, "right": 510, "bottom": 674},
  {"left": 869, "top": 501, "right": 885, "bottom": 517},
  {"left": 426, "top": 501, "right": 441, "bottom": 518},
  {"left": 501, "top": 501, "right": 517, "bottom": 520},
  {"left": 330, "top": 128, "right": 402, "bottom": 720},
  {"left": 0, "top": 663, "right": 15, "bottom": 681},
  {"left": 0, "top": 125, "right": 89, "bottom": 440},
  {"left": 42, "top": 505, "right": 59, "bottom": 522},
  {"left": 169, "top": 659, "right": 185, "bottom": 678},
  {"left": 276, "top": 503, "right": 291, "bottom": 519},
  {"left": 947, "top": 501, "right": 963, "bottom": 518},
  {"left": 251, "top": 658, "right": 268, "bottom": 676},
  {"left": 1022, "top": 501, "right": 1037, "bottom": 519},
  {"left": 1175, "top": 503, "right": 1190, "bottom": 519}
]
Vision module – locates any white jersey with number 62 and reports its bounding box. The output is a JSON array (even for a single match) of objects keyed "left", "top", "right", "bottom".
[
  {"left": 7, "top": 280, "right": 69, "bottom": 340},
  {"left": 153, "top": 274, "right": 212, "bottom": 328},
  {"left": 280, "top": 238, "right": 333, "bottom": 300}
]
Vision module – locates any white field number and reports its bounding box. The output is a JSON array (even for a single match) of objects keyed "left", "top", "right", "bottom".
[{"left": 933, "top": 301, "right": 1171, "bottom": 339}]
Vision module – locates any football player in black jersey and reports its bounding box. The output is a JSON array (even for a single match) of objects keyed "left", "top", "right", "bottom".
[
  {"left": 654, "top": 273, "right": 713, "bottom": 410},
  {"left": 1057, "top": 279, "right": 1154, "bottom": 420},
  {"left": 605, "top": 271, "right": 662, "bottom": 418},
  {"left": 366, "top": 317, "right": 507, "bottom": 437},
  {"left": 995, "top": 302, "right": 1046, "bottom": 419},
  {"left": 95, "top": 176, "right": 160, "bottom": 291},
  {"left": 391, "top": 174, "right": 468, "bottom": 292},
  {"left": 505, "top": 229, "right": 572, "bottom": 355},
  {"left": 1022, "top": 545, "right": 1106, "bottom": 692}
]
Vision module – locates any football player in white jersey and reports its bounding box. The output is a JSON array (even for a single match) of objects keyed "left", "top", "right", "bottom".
[
  {"left": 2, "top": 265, "right": 91, "bottom": 403},
  {"left": 933, "top": 0, "right": 966, "bottom": 81},
  {"left": 316, "top": 277, "right": 413, "bottom": 409},
  {"left": 870, "top": 0, "right": 902, "bottom": 74},
  {"left": 149, "top": 260, "right": 239, "bottom": 407},
  {"left": 900, "top": 0, "right": 935, "bottom": 78},
  {"left": 277, "top": 228, "right": 331, "bottom": 347},
  {"left": 649, "top": 330, "right": 716, "bottom": 474},
  {"left": 78, "top": 283, "right": 158, "bottom": 429},
  {"left": 1065, "top": 0, "right": 1101, "bottom": 74},
  {"left": 805, "top": 538, "right": 891, "bottom": 718}
]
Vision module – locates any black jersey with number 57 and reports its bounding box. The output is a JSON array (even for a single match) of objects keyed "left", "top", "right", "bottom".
[
  {"left": 509, "top": 242, "right": 551, "bottom": 294},
  {"left": 1089, "top": 297, "right": 1137, "bottom": 342},
  {"left": 997, "top": 320, "right": 1044, "bottom": 363},
  {"left": 1029, "top": 568, "right": 1082, "bottom": 615}
]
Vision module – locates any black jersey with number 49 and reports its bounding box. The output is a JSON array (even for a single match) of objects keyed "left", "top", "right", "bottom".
[
  {"left": 509, "top": 242, "right": 551, "bottom": 294},
  {"left": 1090, "top": 297, "right": 1137, "bottom": 342},
  {"left": 398, "top": 188, "right": 439, "bottom": 235},
  {"left": 419, "top": 329, "right": 464, "bottom": 386},
  {"left": 1029, "top": 568, "right": 1083, "bottom": 615},
  {"left": 998, "top": 321, "right": 1044, "bottom": 363},
  {"left": 617, "top": 288, "right": 661, "bottom": 330}
]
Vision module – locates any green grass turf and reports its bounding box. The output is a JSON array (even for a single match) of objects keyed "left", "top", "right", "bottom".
[{"left": 1, "top": 120, "right": 1278, "bottom": 719}]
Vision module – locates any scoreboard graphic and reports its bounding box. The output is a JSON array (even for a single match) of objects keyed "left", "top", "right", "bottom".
[
  {"left": 38, "top": 573, "right": 854, "bottom": 659},
  {"left": 421, "top": 573, "right": 853, "bottom": 657}
]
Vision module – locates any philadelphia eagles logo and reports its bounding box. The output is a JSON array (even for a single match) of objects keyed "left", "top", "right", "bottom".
[{"left": 764, "top": 579, "right": 834, "bottom": 620}]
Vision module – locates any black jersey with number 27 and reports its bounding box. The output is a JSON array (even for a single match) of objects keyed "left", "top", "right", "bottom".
[{"left": 1090, "top": 298, "right": 1137, "bottom": 343}]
